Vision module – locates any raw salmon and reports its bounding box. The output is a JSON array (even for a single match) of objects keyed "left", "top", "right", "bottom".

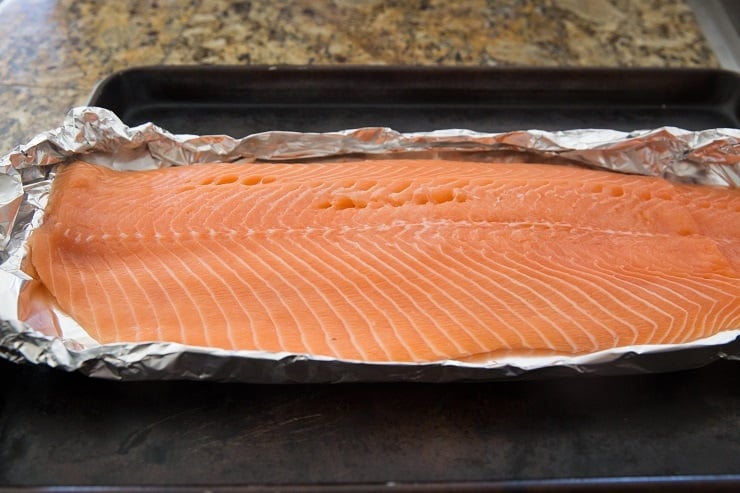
[{"left": 21, "top": 160, "right": 740, "bottom": 362}]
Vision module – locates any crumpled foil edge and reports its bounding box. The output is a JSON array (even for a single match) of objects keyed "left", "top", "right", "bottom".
[
  {"left": 0, "top": 106, "right": 738, "bottom": 382},
  {"left": 0, "top": 320, "right": 738, "bottom": 383}
]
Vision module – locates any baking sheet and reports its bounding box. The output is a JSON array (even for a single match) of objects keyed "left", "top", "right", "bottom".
[
  {"left": 89, "top": 66, "right": 740, "bottom": 133},
  {"left": 1, "top": 66, "right": 740, "bottom": 490}
]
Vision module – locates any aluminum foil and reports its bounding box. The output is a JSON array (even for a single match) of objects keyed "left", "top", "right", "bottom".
[{"left": 0, "top": 106, "right": 738, "bottom": 383}]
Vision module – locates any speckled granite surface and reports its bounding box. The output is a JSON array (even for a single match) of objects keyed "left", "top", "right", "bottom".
[{"left": 0, "top": 0, "right": 720, "bottom": 152}]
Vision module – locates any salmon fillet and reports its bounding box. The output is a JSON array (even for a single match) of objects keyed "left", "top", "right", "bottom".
[{"left": 21, "top": 160, "right": 740, "bottom": 362}]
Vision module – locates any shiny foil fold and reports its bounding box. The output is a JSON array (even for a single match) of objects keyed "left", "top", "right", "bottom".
[{"left": 0, "top": 106, "right": 738, "bottom": 382}]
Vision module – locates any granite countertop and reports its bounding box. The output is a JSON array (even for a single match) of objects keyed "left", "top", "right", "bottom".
[{"left": 0, "top": 0, "right": 720, "bottom": 152}]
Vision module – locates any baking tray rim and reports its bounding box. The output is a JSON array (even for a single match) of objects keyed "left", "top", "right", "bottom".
[
  {"left": 3, "top": 474, "right": 740, "bottom": 492},
  {"left": 85, "top": 64, "right": 740, "bottom": 107}
]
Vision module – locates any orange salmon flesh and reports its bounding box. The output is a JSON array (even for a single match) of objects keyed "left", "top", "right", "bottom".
[{"left": 20, "top": 160, "right": 740, "bottom": 362}]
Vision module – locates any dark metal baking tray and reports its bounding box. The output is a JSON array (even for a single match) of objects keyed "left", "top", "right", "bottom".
[
  {"left": 3, "top": 66, "right": 740, "bottom": 491},
  {"left": 88, "top": 66, "right": 740, "bottom": 134}
]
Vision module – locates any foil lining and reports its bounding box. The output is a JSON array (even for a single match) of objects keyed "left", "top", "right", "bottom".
[{"left": 0, "top": 106, "right": 738, "bottom": 383}]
